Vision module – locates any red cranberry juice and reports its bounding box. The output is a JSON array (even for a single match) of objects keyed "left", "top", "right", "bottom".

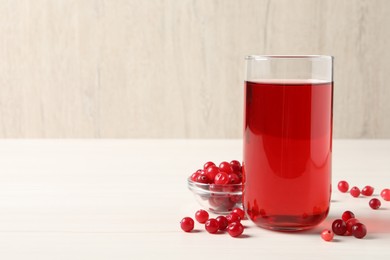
[{"left": 243, "top": 80, "right": 333, "bottom": 230}]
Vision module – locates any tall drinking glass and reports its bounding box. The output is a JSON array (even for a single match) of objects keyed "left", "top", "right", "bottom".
[{"left": 243, "top": 55, "right": 333, "bottom": 231}]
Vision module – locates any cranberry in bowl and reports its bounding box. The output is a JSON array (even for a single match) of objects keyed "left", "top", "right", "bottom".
[{"left": 187, "top": 178, "right": 243, "bottom": 214}]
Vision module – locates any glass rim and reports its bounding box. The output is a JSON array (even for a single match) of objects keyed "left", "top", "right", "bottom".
[{"left": 245, "top": 55, "right": 333, "bottom": 61}]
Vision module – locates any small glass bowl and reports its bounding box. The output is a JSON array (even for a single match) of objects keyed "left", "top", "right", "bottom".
[{"left": 187, "top": 178, "right": 243, "bottom": 214}]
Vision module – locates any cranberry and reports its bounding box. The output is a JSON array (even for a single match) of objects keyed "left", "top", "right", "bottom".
[
  {"left": 214, "top": 172, "right": 229, "bottom": 185},
  {"left": 196, "top": 174, "right": 210, "bottom": 184},
  {"left": 338, "top": 180, "right": 349, "bottom": 193},
  {"left": 226, "top": 212, "right": 241, "bottom": 224},
  {"left": 352, "top": 223, "right": 367, "bottom": 239},
  {"left": 209, "top": 182, "right": 224, "bottom": 192},
  {"left": 332, "top": 219, "right": 347, "bottom": 235},
  {"left": 206, "top": 166, "right": 220, "bottom": 182},
  {"left": 237, "top": 173, "right": 243, "bottom": 183},
  {"left": 203, "top": 161, "right": 216, "bottom": 170},
  {"left": 208, "top": 195, "right": 225, "bottom": 208},
  {"left": 209, "top": 196, "right": 235, "bottom": 212},
  {"left": 227, "top": 222, "right": 244, "bottom": 237},
  {"left": 219, "top": 161, "right": 233, "bottom": 174},
  {"left": 350, "top": 186, "right": 361, "bottom": 197},
  {"left": 180, "top": 217, "right": 194, "bottom": 232},
  {"left": 232, "top": 208, "right": 245, "bottom": 219},
  {"left": 361, "top": 185, "right": 374, "bottom": 196},
  {"left": 190, "top": 171, "right": 200, "bottom": 181},
  {"left": 195, "top": 209, "right": 209, "bottom": 223},
  {"left": 381, "top": 188, "right": 390, "bottom": 201},
  {"left": 205, "top": 218, "right": 219, "bottom": 234},
  {"left": 216, "top": 216, "right": 229, "bottom": 231},
  {"left": 321, "top": 229, "right": 334, "bottom": 242},
  {"left": 342, "top": 210, "right": 355, "bottom": 222},
  {"left": 228, "top": 173, "right": 240, "bottom": 184},
  {"left": 346, "top": 218, "right": 360, "bottom": 235},
  {"left": 369, "top": 198, "right": 381, "bottom": 210},
  {"left": 229, "top": 194, "right": 242, "bottom": 204},
  {"left": 230, "top": 160, "right": 241, "bottom": 173}
]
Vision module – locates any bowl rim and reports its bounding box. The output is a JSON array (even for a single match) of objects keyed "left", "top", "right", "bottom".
[{"left": 187, "top": 177, "right": 242, "bottom": 195}]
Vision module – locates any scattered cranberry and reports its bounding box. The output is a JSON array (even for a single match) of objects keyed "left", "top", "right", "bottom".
[
  {"left": 351, "top": 223, "right": 367, "bottom": 239},
  {"left": 205, "top": 165, "right": 220, "bottom": 181},
  {"left": 195, "top": 209, "right": 209, "bottom": 224},
  {"left": 180, "top": 217, "right": 194, "bottom": 232},
  {"left": 232, "top": 208, "right": 245, "bottom": 219},
  {"left": 226, "top": 212, "right": 241, "bottom": 224},
  {"left": 219, "top": 161, "right": 233, "bottom": 174},
  {"left": 361, "top": 185, "right": 374, "bottom": 196},
  {"left": 346, "top": 218, "right": 360, "bottom": 235},
  {"left": 214, "top": 172, "right": 229, "bottom": 185},
  {"left": 321, "top": 229, "right": 334, "bottom": 242},
  {"left": 350, "top": 186, "right": 361, "bottom": 197},
  {"left": 338, "top": 180, "right": 349, "bottom": 193},
  {"left": 216, "top": 216, "right": 229, "bottom": 231},
  {"left": 205, "top": 218, "right": 219, "bottom": 234},
  {"left": 369, "top": 198, "right": 381, "bottom": 210},
  {"left": 227, "top": 222, "right": 244, "bottom": 237},
  {"left": 230, "top": 160, "right": 241, "bottom": 173},
  {"left": 203, "top": 161, "right": 216, "bottom": 170},
  {"left": 341, "top": 211, "right": 355, "bottom": 222},
  {"left": 332, "top": 219, "right": 347, "bottom": 235},
  {"left": 381, "top": 188, "right": 390, "bottom": 201}
]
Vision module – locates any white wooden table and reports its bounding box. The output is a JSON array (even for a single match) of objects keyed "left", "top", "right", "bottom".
[{"left": 0, "top": 140, "right": 389, "bottom": 259}]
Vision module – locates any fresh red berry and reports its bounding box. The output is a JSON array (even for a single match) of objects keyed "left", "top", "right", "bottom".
[
  {"left": 216, "top": 216, "right": 229, "bottom": 231},
  {"left": 350, "top": 186, "right": 361, "bottom": 197},
  {"left": 369, "top": 198, "right": 381, "bottom": 210},
  {"left": 352, "top": 223, "right": 367, "bottom": 239},
  {"left": 228, "top": 173, "right": 240, "bottom": 184},
  {"left": 219, "top": 161, "right": 233, "bottom": 174},
  {"left": 342, "top": 211, "right": 355, "bottom": 222},
  {"left": 338, "top": 180, "right": 349, "bottom": 193},
  {"left": 180, "top": 217, "right": 194, "bottom": 232},
  {"left": 226, "top": 212, "right": 241, "bottom": 224},
  {"left": 227, "top": 222, "right": 244, "bottom": 237},
  {"left": 332, "top": 219, "right": 347, "bottom": 235},
  {"left": 321, "top": 229, "right": 334, "bottom": 242},
  {"left": 214, "top": 172, "right": 229, "bottom": 185},
  {"left": 205, "top": 218, "right": 219, "bottom": 234},
  {"left": 229, "top": 194, "right": 242, "bottom": 203},
  {"left": 203, "top": 161, "right": 216, "bottom": 170},
  {"left": 237, "top": 173, "right": 243, "bottom": 183},
  {"left": 361, "top": 185, "right": 374, "bottom": 196},
  {"left": 196, "top": 174, "right": 210, "bottom": 184},
  {"left": 208, "top": 196, "right": 235, "bottom": 211},
  {"left": 346, "top": 218, "right": 360, "bottom": 235},
  {"left": 232, "top": 208, "right": 245, "bottom": 219},
  {"left": 205, "top": 166, "right": 220, "bottom": 182},
  {"left": 195, "top": 209, "right": 209, "bottom": 223},
  {"left": 230, "top": 160, "right": 241, "bottom": 173},
  {"left": 381, "top": 188, "right": 390, "bottom": 201},
  {"left": 190, "top": 171, "right": 200, "bottom": 181}
]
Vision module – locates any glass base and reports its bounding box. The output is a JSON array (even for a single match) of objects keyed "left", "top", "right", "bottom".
[{"left": 250, "top": 212, "right": 328, "bottom": 232}]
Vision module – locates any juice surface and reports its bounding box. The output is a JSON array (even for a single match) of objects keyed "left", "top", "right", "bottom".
[{"left": 243, "top": 80, "right": 333, "bottom": 230}]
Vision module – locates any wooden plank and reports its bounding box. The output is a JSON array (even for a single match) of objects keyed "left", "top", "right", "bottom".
[{"left": 0, "top": 0, "right": 388, "bottom": 138}]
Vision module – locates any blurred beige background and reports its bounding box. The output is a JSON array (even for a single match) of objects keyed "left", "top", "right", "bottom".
[{"left": 0, "top": 0, "right": 389, "bottom": 138}]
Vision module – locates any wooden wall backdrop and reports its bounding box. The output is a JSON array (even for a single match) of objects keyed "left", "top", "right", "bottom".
[{"left": 0, "top": 0, "right": 389, "bottom": 138}]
